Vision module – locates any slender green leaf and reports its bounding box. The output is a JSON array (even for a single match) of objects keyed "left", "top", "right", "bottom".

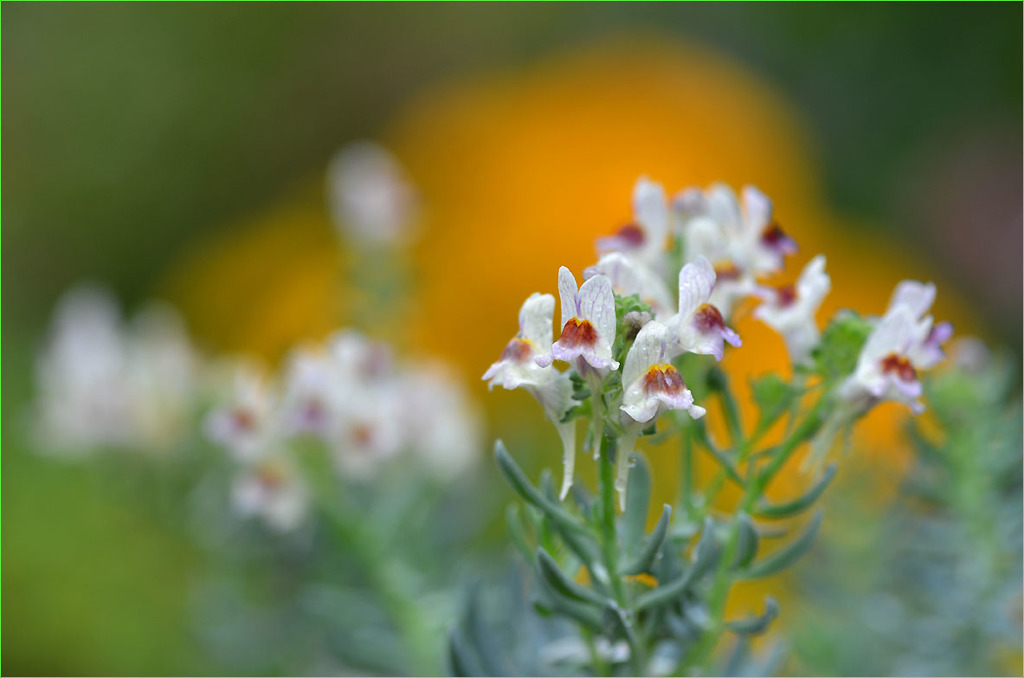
[
  {"left": 731, "top": 512, "right": 759, "bottom": 570},
  {"left": 754, "top": 463, "right": 837, "bottom": 520},
  {"left": 505, "top": 504, "right": 533, "bottom": 562},
  {"left": 534, "top": 576, "right": 605, "bottom": 631},
  {"left": 536, "top": 548, "right": 607, "bottom": 606},
  {"left": 726, "top": 596, "right": 780, "bottom": 635},
  {"left": 623, "top": 504, "right": 672, "bottom": 576},
  {"left": 447, "top": 630, "right": 482, "bottom": 677},
  {"left": 494, "top": 441, "right": 588, "bottom": 536},
  {"left": 740, "top": 510, "right": 824, "bottom": 579}
]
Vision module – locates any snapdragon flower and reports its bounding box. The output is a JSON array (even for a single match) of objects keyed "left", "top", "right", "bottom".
[
  {"left": 616, "top": 320, "right": 706, "bottom": 508},
  {"left": 537, "top": 267, "right": 619, "bottom": 373},
  {"left": 403, "top": 364, "right": 482, "bottom": 480},
  {"left": 584, "top": 252, "right": 675, "bottom": 317},
  {"left": 666, "top": 256, "right": 741, "bottom": 361},
  {"left": 597, "top": 177, "right": 669, "bottom": 270},
  {"left": 280, "top": 346, "right": 344, "bottom": 437},
  {"left": 814, "top": 279, "right": 953, "bottom": 463},
  {"left": 674, "top": 184, "right": 796, "bottom": 315},
  {"left": 231, "top": 454, "right": 310, "bottom": 532},
  {"left": 35, "top": 285, "right": 198, "bottom": 455},
  {"left": 327, "top": 141, "right": 418, "bottom": 246},
  {"left": 205, "top": 364, "right": 279, "bottom": 463},
  {"left": 754, "top": 254, "right": 831, "bottom": 366},
  {"left": 484, "top": 293, "right": 576, "bottom": 498}
]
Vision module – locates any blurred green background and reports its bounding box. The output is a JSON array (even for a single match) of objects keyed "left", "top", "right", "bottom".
[{"left": 3, "top": 4, "right": 1021, "bottom": 675}]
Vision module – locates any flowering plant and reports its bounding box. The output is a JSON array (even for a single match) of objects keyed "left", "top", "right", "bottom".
[{"left": 458, "top": 178, "right": 953, "bottom": 675}]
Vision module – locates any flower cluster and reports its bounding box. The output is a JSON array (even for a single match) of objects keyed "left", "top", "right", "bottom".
[
  {"left": 206, "top": 330, "right": 482, "bottom": 531},
  {"left": 485, "top": 177, "right": 951, "bottom": 508},
  {"left": 34, "top": 285, "right": 198, "bottom": 455}
]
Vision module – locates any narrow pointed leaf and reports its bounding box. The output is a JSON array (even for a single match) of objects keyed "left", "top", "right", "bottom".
[
  {"left": 495, "top": 441, "right": 588, "bottom": 535},
  {"left": 731, "top": 512, "right": 759, "bottom": 570},
  {"left": 740, "top": 510, "right": 823, "bottom": 579},
  {"left": 623, "top": 504, "right": 672, "bottom": 576},
  {"left": 447, "top": 630, "right": 482, "bottom": 677},
  {"left": 754, "top": 463, "right": 837, "bottom": 520},
  {"left": 534, "top": 576, "right": 605, "bottom": 631},
  {"left": 536, "top": 548, "right": 607, "bottom": 606},
  {"left": 727, "top": 596, "right": 780, "bottom": 635},
  {"left": 505, "top": 504, "right": 533, "bottom": 562}
]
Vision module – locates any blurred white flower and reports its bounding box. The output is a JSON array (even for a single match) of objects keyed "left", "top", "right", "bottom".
[
  {"left": 584, "top": 252, "right": 675, "bottom": 317},
  {"left": 838, "top": 280, "right": 952, "bottom": 417},
  {"left": 231, "top": 455, "right": 310, "bottom": 532},
  {"left": 205, "top": 364, "right": 279, "bottom": 463},
  {"left": 754, "top": 254, "right": 831, "bottom": 366},
  {"left": 597, "top": 177, "right": 669, "bottom": 270},
  {"left": 403, "top": 364, "right": 482, "bottom": 480},
  {"left": 35, "top": 285, "right": 198, "bottom": 455},
  {"left": 326, "top": 141, "right": 418, "bottom": 246},
  {"left": 673, "top": 183, "right": 796, "bottom": 315}
]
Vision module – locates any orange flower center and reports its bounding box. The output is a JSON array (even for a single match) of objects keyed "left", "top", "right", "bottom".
[
  {"left": 559, "top": 317, "right": 598, "bottom": 348},
  {"left": 643, "top": 363, "right": 685, "bottom": 395},
  {"left": 880, "top": 353, "right": 917, "bottom": 382}
]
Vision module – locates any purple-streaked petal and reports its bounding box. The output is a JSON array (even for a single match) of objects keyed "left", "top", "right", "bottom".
[
  {"left": 678, "top": 256, "right": 716, "bottom": 319},
  {"left": 577, "top": 273, "right": 617, "bottom": 348},
  {"left": 519, "top": 293, "right": 555, "bottom": 347},
  {"left": 557, "top": 266, "right": 580, "bottom": 329}
]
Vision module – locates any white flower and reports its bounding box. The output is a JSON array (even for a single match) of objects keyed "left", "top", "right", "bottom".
[
  {"left": 231, "top": 455, "right": 310, "bottom": 532},
  {"left": 584, "top": 252, "right": 675, "bottom": 317},
  {"left": 615, "top": 320, "right": 706, "bottom": 508},
  {"left": 326, "top": 141, "right": 418, "bottom": 246},
  {"left": 35, "top": 286, "right": 198, "bottom": 455},
  {"left": 597, "top": 177, "right": 669, "bottom": 268},
  {"left": 885, "top": 281, "right": 953, "bottom": 370},
  {"left": 330, "top": 381, "right": 406, "bottom": 481},
  {"left": 673, "top": 184, "right": 796, "bottom": 316},
  {"left": 839, "top": 280, "right": 952, "bottom": 416},
  {"left": 536, "top": 267, "right": 619, "bottom": 373},
  {"left": 484, "top": 293, "right": 577, "bottom": 498},
  {"left": 666, "top": 256, "right": 741, "bottom": 361},
  {"left": 280, "top": 346, "right": 344, "bottom": 438},
  {"left": 403, "top": 364, "right": 482, "bottom": 480},
  {"left": 754, "top": 255, "right": 831, "bottom": 365},
  {"left": 205, "top": 364, "right": 279, "bottom": 463},
  {"left": 621, "top": 321, "right": 707, "bottom": 424}
]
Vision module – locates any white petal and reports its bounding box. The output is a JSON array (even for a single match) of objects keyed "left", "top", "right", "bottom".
[
  {"left": 577, "top": 274, "right": 617, "bottom": 349},
  {"left": 797, "top": 255, "right": 831, "bottom": 308},
  {"left": 587, "top": 252, "right": 674, "bottom": 315},
  {"left": 741, "top": 185, "right": 774, "bottom": 232},
  {"left": 622, "top": 321, "right": 672, "bottom": 389},
  {"left": 520, "top": 293, "right": 555, "bottom": 347},
  {"left": 557, "top": 266, "right": 580, "bottom": 328},
  {"left": 632, "top": 177, "right": 668, "bottom": 248},
  {"left": 887, "top": 280, "right": 936, "bottom": 319},
  {"left": 859, "top": 307, "right": 917, "bottom": 370},
  {"left": 677, "top": 256, "right": 716, "bottom": 320},
  {"left": 706, "top": 183, "right": 743, "bottom": 233},
  {"left": 683, "top": 216, "right": 730, "bottom": 265}
]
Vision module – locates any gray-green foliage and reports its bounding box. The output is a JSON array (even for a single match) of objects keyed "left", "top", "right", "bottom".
[{"left": 790, "top": 346, "right": 1023, "bottom": 676}]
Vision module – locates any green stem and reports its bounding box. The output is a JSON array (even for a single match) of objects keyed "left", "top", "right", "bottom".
[
  {"left": 599, "top": 435, "right": 625, "bottom": 606},
  {"left": 680, "top": 426, "right": 696, "bottom": 521},
  {"left": 320, "top": 493, "right": 435, "bottom": 672},
  {"left": 681, "top": 402, "right": 825, "bottom": 674}
]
